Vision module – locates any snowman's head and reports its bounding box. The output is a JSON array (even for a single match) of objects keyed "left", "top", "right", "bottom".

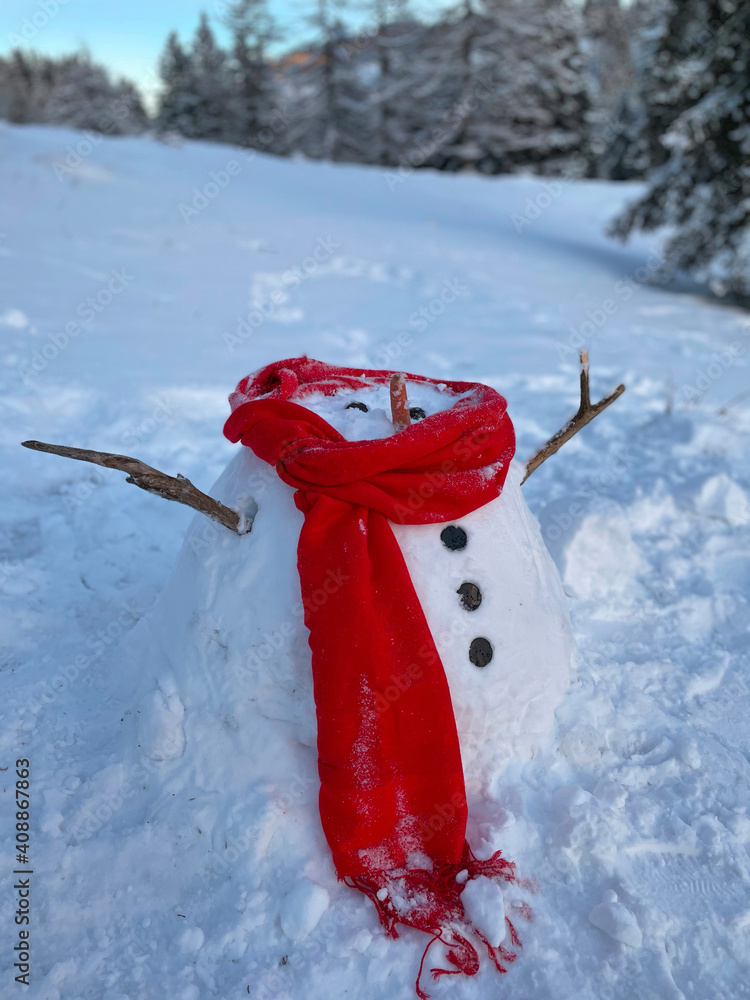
[
  {"left": 294, "top": 381, "right": 477, "bottom": 442},
  {"left": 228, "top": 356, "right": 474, "bottom": 444}
]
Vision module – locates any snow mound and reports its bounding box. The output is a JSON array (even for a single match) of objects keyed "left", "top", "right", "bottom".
[
  {"left": 695, "top": 474, "right": 750, "bottom": 527},
  {"left": 589, "top": 890, "right": 642, "bottom": 948}
]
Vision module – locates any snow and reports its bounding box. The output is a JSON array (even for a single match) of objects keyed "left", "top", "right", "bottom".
[
  {"left": 460, "top": 875, "right": 507, "bottom": 948},
  {"left": 279, "top": 880, "right": 330, "bottom": 943},
  {"left": 136, "top": 680, "right": 186, "bottom": 763},
  {"left": 589, "top": 890, "right": 642, "bottom": 949},
  {"left": 1, "top": 123, "right": 750, "bottom": 999}
]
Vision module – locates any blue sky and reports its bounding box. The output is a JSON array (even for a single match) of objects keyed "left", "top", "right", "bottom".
[{"left": 0, "top": 0, "right": 444, "bottom": 104}]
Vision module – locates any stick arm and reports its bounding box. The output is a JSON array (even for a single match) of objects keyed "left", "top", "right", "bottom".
[
  {"left": 21, "top": 440, "right": 246, "bottom": 534},
  {"left": 521, "top": 351, "right": 625, "bottom": 484}
]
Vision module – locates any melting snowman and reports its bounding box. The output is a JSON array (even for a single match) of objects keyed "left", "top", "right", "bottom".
[
  {"left": 125, "top": 358, "right": 574, "bottom": 997},
  {"left": 25, "top": 356, "right": 585, "bottom": 999}
]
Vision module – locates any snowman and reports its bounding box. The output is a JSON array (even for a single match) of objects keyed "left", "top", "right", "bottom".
[
  {"left": 24, "top": 356, "right": 586, "bottom": 999},
  {"left": 117, "top": 357, "right": 573, "bottom": 997}
]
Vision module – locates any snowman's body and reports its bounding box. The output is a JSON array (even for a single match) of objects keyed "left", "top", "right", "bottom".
[{"left": 126, "top": 377, "right": 573, "bottom": 996}]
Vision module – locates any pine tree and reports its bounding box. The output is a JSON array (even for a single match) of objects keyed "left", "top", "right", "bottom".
[
  {"left": 350, "top": 3, "right": 442, "bottom": 170},
  {"left": 222, "top": 0, "right": 278, "bottom": 148},
  {"left": 583, "top": 0, "right": 637, "bottom": 178},
  {"left": 189, "top": 13, "right": 233, "bottom": 141},
  {"left": 611, "top": 0, "right": 750, "bottom": 296},
  {"left": 281, "top": 0, "right": 372, "bottom": 162},
  {"left": 0, "top": 51, "right": 38, "bottom": 123},
  {"left": 584, "top": 0, "right": 632, "bottom": 104},
  {"left": 157, "top": 15, "right": 233, "bottom": 142},
  {"left": 157, "top": 32, "right": 196, "bottom": 136},
  {"left": 365, "top": 0, "right": 418, "bottom": 166},
  {"left": 500, "top": 0, "right": 589, "bottom": 173},
  {"left": 0, "top": 50, "right": 147, "bottom": 133},
  {"left": 607, "top": 0, "right": 683, "bottom": 179},
  {"left": 424, "top": 0, "right": 495, "bottom": 173},
  {"left": 44, "top": 54, "right": 147, "bottom": 133},
  {"left": 425, "top": 0, "right": 589, "bottom": 175}
]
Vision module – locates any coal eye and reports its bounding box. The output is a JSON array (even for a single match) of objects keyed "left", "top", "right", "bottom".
[
  {"left": 346, "top": 401, "right": 369, "bottom": 413},
  {"left": 409, "top": 407, "right": 427, "bottom": 421}
]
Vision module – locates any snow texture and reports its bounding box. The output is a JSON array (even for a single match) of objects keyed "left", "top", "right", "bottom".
[
  {"left": 460, "top": 874, "right": 507, "bottom": 948},
  {"left": 1, "top": 124, "right": 750, "bottom": 1000},
  {"left": 589, "top": 889, "right": 642, "bottom": 949}
]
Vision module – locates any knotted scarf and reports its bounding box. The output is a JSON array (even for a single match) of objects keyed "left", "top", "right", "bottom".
[{"left": 224, "top": 358, "right": 524, "bottom": 996}]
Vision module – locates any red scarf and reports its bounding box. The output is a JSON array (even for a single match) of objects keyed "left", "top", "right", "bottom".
[{"left": 224, "top": 358, "right": 523, "bottom": 996}]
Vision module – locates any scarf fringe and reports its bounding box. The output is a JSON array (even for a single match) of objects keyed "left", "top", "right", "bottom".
[{"left": 345, "top": 842, "right": 530, "bottom": 999}]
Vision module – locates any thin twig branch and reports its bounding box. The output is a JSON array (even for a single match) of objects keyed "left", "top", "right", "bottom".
[
  {"left": 21, "top": 440, "right": 245, "bottom": 533},
  {"left": 522, "top": 351, "right": 625, "bottom": 484},
  {"left": 390, "top": 373, "right": 411, "bottom": 431}
]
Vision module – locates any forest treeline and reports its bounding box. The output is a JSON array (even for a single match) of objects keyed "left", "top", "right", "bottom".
[{"left": 1, "top": 0, "right": 748, "bottom": 295}]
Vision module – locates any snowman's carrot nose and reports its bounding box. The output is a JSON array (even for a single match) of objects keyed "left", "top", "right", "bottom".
[{"left": 390, "top": 373, "right": 411, "bottom": 431}]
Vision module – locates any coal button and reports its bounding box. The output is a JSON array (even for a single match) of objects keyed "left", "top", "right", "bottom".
[
  {"left": 440, "top": 525, "right": 467, "bottom": 551},
  {"left": 469, "top": 637, "right": 493, "bottom": 667},
  {"left": 457, "top": 582, "right": 482, "bottom": 611},
  {"left": 409, "top": 406, "right": 427, "bottom": 421},
  {"left": 346, "top": 401, "right": 369, "bottom": 412}
]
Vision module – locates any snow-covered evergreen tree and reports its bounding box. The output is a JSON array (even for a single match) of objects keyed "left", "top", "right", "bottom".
[
  {"left": 415, "top": 0, "right": 589, "bottom": 175},
  {"left": 583, "top": 0, "right": 637, "bottom": 178},
  {"left": 365, "top": 1, "right": 424, "bottom": 167},
  {"left": 0, "top": 49, "right": 38, "bottom": 122},
  {"left": 43, "top": 54, "right": 147, "bottom": 133},
  {"left": 189, "top": 13, "right": 234, "bottom": 141},
  {"left": 0, "top": 50, "right": 147, "bottom": 133},
  {"left": 584, "top": 0, "right": 632, "bottom": 104},
  {"left": 611, "top": 0, "right": 750, "bottom": 296},
  {"left": 420, "top": 0, "right": 495, "bottom": 173},
  {"left": 157, "top": 32, "right": 197, "bottom": 137},
  {"left": 157, "top": 15, "right": 233, "bottom": 141},
  {"left": 489, "top": 0, "right": 590, "bottom": 174},
  {"left": 602, "top": 0, "right": 679, "bottom": 179},
  {"left": 279, "top": 0, "right": 373, "bottom": 162},
  {"left": 222, "top": 0, "right": 279, "bottom": 148},
  {"left": 0, "top": 51, "right": 40, "bottom": 123}
]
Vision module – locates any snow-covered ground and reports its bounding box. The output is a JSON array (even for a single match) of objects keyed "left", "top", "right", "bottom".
[{"left": 1, "top": 123, "right": 749, "bottom": 1000}]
